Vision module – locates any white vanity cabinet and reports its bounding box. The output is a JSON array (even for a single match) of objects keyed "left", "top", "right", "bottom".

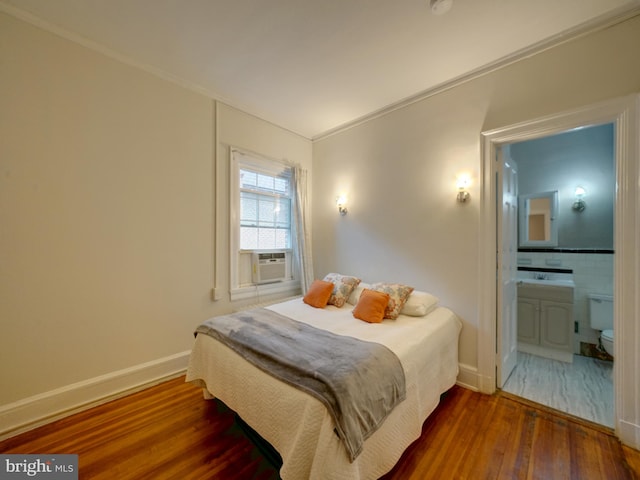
[
  {"left": 517, "top": 283, "right": 574, "bottom": 361},
  {"left": 517, "top": 297, "right": 539, "bottom": 345}
]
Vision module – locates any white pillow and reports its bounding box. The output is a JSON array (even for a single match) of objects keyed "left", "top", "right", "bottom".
[
  {"left": 400, "top": 291, "right": 439, "bottom": 317},
  {"left": 347, "top": 282, "right": 371, "bottom": 306}
]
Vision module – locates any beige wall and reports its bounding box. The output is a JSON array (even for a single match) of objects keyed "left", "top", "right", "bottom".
[
  {"left": 312, "top": 15, "right": 640, "bottom": 377},
  {"left": 0, "top": 12, "right": 213, "bottom": 404},
  {"left": 0, "top": 11, "right": 311, "bottom": 416}
]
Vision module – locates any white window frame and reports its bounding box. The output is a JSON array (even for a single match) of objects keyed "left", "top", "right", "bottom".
[{"left": 229, "top": 148, "right": 298, "bottom": 301}]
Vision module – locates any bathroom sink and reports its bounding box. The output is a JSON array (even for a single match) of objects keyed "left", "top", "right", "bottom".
[
  {"left": 517, "top": 278, "right": 575, "bottom": 288},
  {"left": 517, "top": 271, "right": 575, "bottom": 288}
]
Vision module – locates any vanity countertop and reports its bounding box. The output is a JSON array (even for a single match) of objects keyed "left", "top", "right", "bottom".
[{"left": 517, "top": 270, "right": 575, "bottom": 288}]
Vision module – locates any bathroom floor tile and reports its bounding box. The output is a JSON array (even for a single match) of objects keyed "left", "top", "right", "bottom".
[{"left": 502, "top": 352, "right": 613, "bottom": 427}]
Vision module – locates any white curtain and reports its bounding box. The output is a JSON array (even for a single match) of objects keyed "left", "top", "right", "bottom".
[{"left": 292, "top": 165, "right": 314, "bottom": 293}]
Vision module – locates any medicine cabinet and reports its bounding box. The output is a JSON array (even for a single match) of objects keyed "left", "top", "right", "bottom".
[{"left": 518, "top": 190, "right": 558, "bottom": 247}]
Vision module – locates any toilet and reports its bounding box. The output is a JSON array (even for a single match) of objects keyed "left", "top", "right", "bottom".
[{"left": 588, "top": 294, "right": 614, "bottom": 358}]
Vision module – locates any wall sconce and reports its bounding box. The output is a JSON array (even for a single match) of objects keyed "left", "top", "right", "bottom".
[
  {"left": 572, "top": 187, "right": 586, "bottom": 212},
  {"left": 336, "top": 195, "right": 348, "bottom": 216},
  {"left": 456, "top": 175, "right": 470, "bottom": 203}
]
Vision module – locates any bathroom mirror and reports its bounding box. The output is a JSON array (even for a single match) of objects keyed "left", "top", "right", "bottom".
[{"left": 518, "top": 191, "right": 559, "bottom": 247}]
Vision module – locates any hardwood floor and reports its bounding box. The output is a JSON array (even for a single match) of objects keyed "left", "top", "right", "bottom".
[{"left": 1, "top": 376, "right": 638, "bottom": 479}]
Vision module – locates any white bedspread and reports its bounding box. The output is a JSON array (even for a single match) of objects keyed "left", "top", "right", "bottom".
[{"left": 186, "top": 298, "right": 461, "bottom": 480}]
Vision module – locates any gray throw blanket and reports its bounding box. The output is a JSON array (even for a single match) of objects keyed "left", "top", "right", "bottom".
[{"left": 195, "top": 307, "right": 406, "bottom": 461}]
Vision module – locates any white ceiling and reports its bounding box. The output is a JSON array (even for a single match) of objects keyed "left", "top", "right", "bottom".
[{"left": 2, "top": 0, "right": 639, "bottom": 139}]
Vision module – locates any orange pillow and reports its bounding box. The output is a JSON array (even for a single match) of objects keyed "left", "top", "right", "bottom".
[
  {"left": 352, "top": 289, "right": 390, "bottom": 323},
  {"left": 303, "top": 280, "right": 335, "bottom": 308}
]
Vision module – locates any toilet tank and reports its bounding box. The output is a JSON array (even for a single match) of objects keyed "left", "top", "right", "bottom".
[{"left": 588, "top": 294, "right": 613, "bottom": 330}]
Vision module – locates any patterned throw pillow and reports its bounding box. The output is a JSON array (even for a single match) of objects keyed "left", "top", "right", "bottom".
[
  {"left": 370, "top": 283, "right": 415, "bottom": 319},
  {"left": 323, "top": 273, "right": 361, "bottom": 308}
]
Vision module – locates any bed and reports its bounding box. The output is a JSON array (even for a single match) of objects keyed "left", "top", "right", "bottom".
[{"left": 186, "top": 279, "right": 461, "bottom": 480}]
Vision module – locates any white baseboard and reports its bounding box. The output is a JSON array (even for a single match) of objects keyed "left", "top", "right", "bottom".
[
  {"left": 456, "top": 362, "right": 480, "bottom": 392},
  {"left": 618, "top": 419, "right": 640, "bottom": 450},
  {"left": 0, "top": 351, "right": 191, "bottom": 441}
]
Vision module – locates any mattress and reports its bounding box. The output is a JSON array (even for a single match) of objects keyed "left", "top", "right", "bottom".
[{"left": 186, "top": 298, "right": 461, "bottom": 480}]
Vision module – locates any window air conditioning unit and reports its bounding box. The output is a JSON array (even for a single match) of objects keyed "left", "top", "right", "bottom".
[{"left": 252, "top": 251, "right": 287, "bottom": 284}]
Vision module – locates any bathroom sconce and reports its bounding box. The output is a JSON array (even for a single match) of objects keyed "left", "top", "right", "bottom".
[
  {"left": 336, "top": 195, "right": 348, "bottom": 216},
  {"left": 572, "top": 187, "right": 586, "bottom": 212},
  {"left": 456, "top": 176, "right": 470, "bottom": 203}
]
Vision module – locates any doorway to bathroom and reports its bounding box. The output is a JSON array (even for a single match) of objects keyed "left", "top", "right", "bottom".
[
  {"left": 479, "top": 94, "right": 640, "bottom": 449},
  {"left": 498, "top": 123, "right": 615, "bottom": 427}
]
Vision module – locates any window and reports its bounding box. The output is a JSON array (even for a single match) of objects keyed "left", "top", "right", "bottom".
[
  {"left": 229, "top": 148, "right": 300, "bottom": 298},
  {"left": 239, "top": 168, "right": 292, "bottom": 250},
  {"left": 234, "top": 152, "right": 292, "bottom": 250}
]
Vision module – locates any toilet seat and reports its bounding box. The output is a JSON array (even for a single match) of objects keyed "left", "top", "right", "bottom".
[{"left": 601, "top": 329, "right": 614, "bottom": 342}]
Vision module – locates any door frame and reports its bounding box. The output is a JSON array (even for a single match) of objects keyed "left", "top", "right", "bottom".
[{"left": 477, "top": 94, "right": 640, "bottom": 448}]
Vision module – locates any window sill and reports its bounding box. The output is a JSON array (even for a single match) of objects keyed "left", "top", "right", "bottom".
[{"left": 230, "top": 279, "right": 301, "bottom": 303}]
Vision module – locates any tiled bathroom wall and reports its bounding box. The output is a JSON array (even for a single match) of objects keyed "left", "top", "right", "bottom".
[{"left": 517, "top": 250, "right": 614, "bottom": 354}]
